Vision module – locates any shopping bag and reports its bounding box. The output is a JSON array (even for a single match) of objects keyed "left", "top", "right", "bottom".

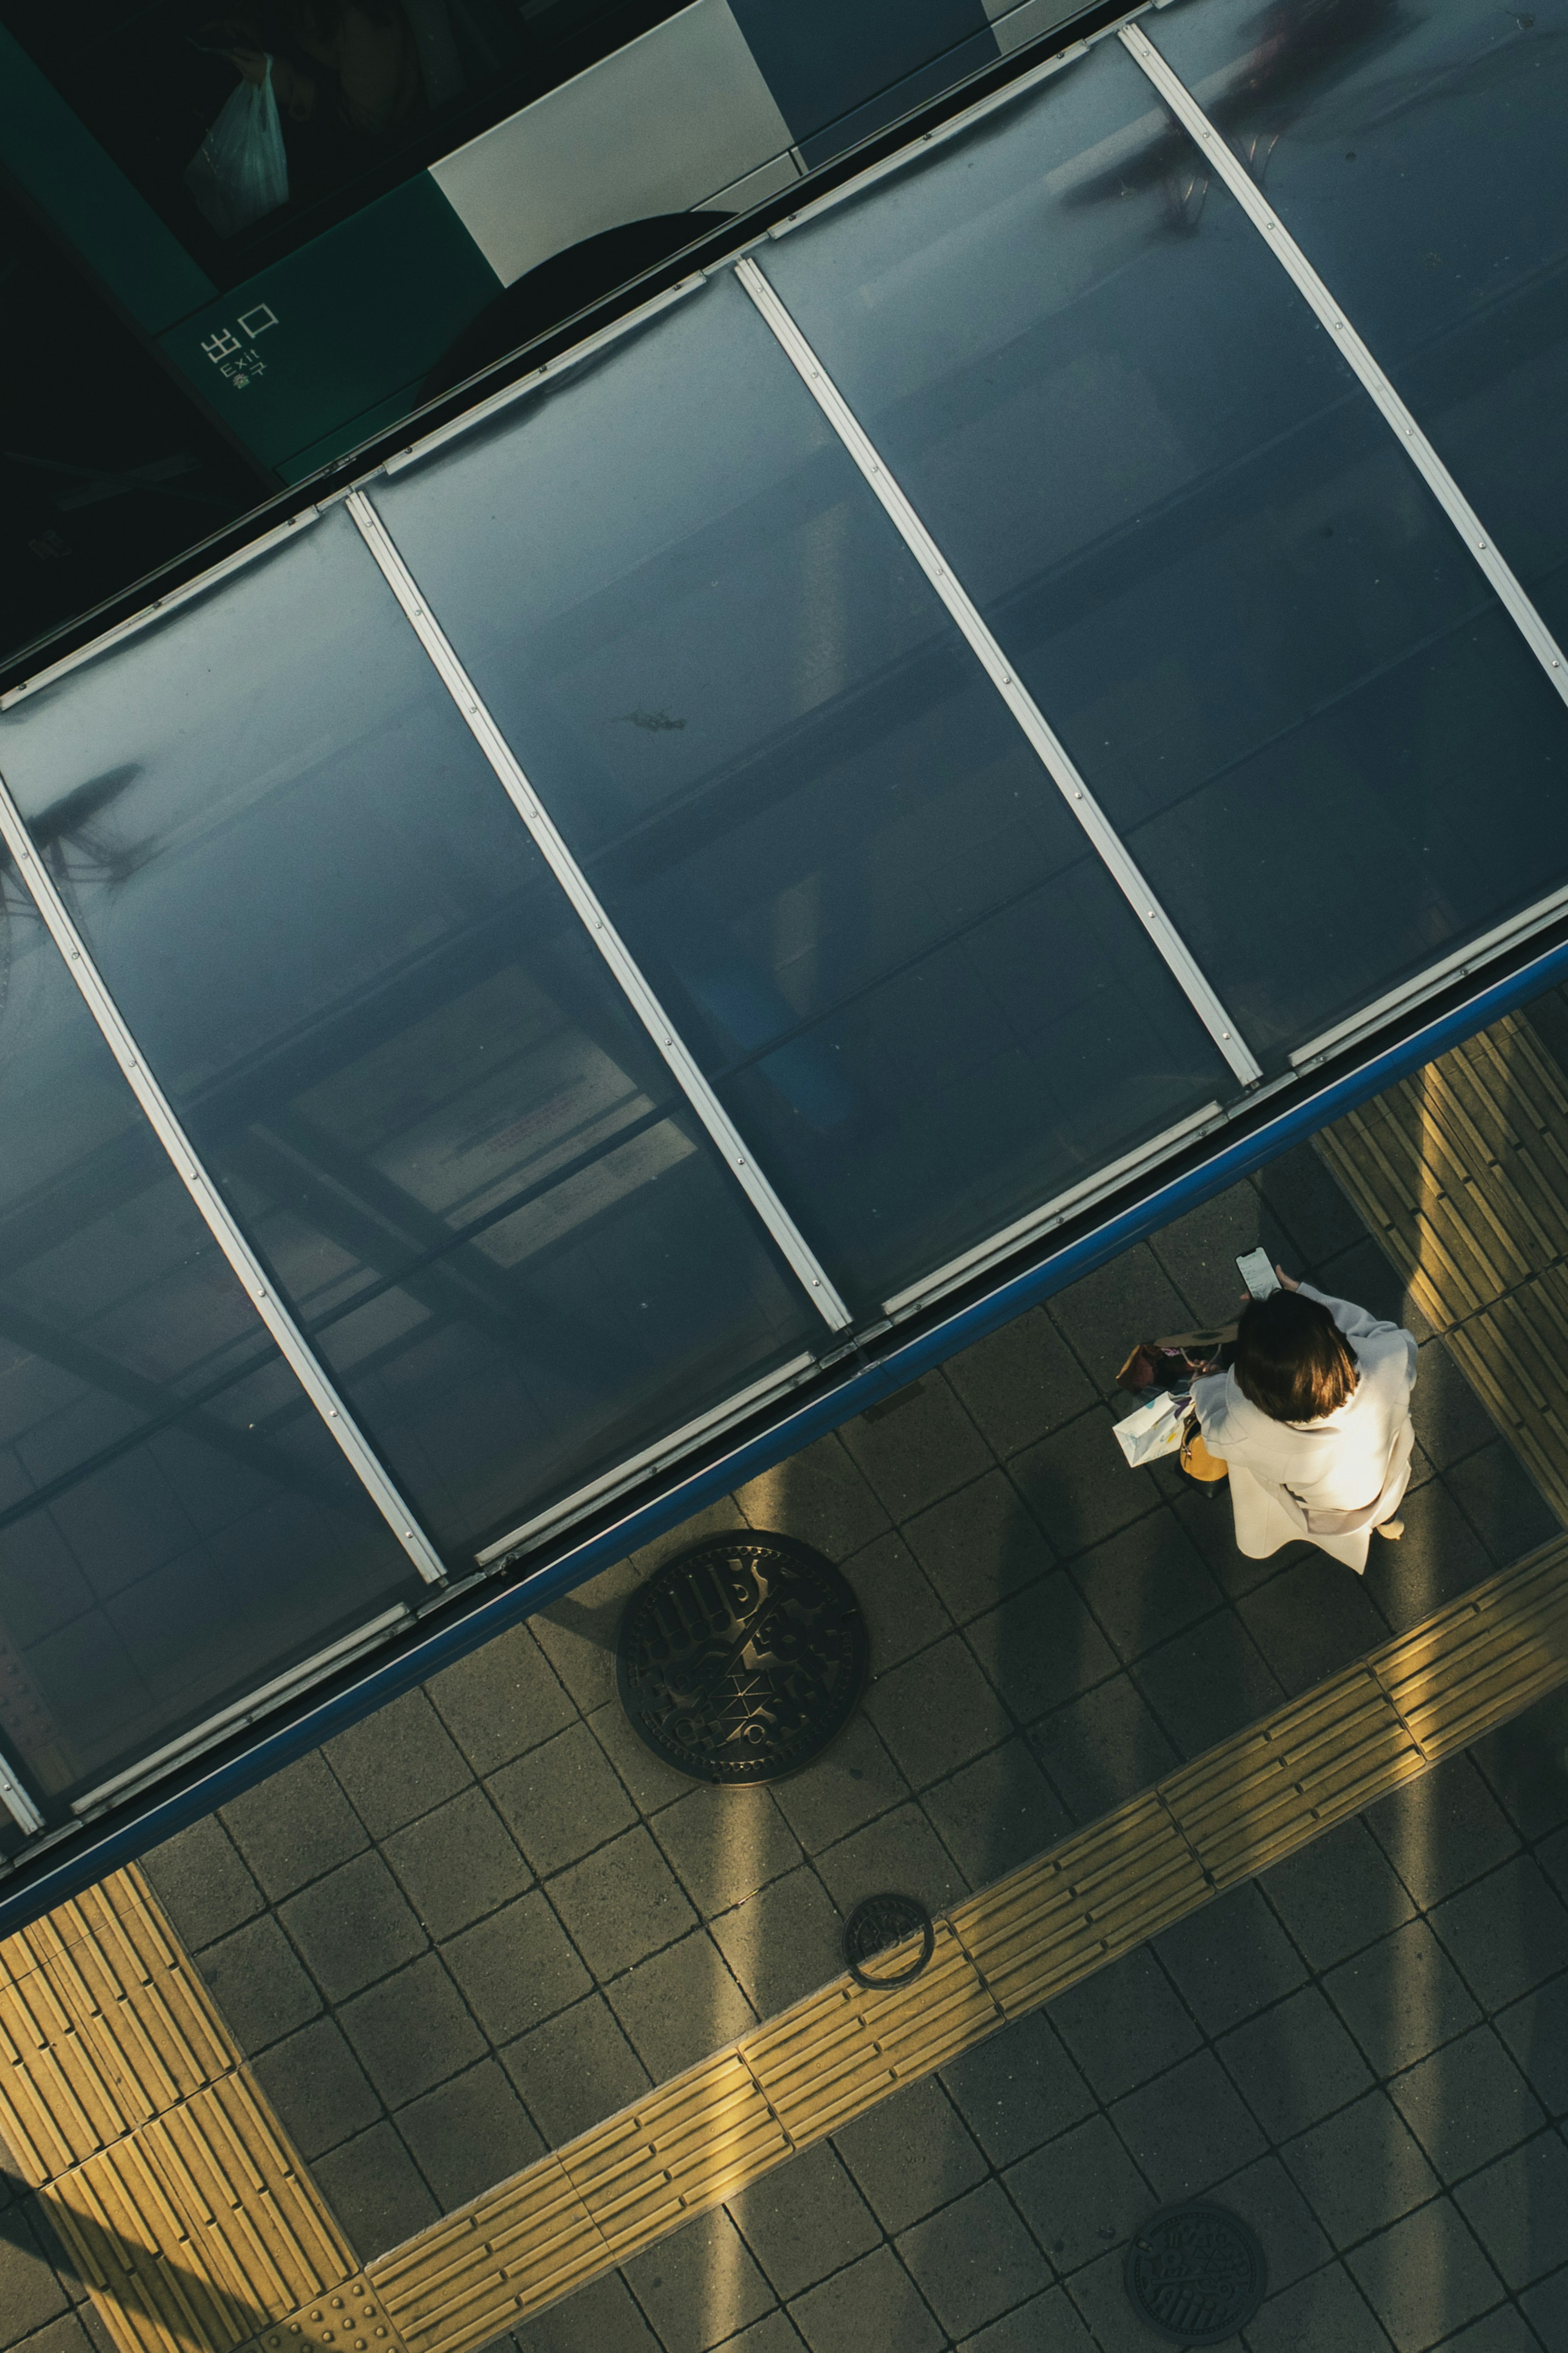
[
  {"left": 1112, "top": 1390, "right": 1187, "bottom": 1468},
  {"left": 1116, "top": 1324, "right": 1236, "bottom": 1394},
  {"left": 185, "top": 58, "right": 289, "bottom": 238}
]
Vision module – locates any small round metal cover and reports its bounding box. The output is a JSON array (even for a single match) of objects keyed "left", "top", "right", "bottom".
[
  {"left": 844, "top": 1892, "right": 935, "bottom": 1988},
  {"left": 1123, "top": 2204, "right": 1267, "bottom": 2344},
  {"left": 617, "top": 1532, "right": 868, "bottom": 1784}
]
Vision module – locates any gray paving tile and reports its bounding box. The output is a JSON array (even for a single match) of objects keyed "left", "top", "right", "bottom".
[
  {"left": 1313, "top": 1237, "right": 1432, "bottom": 1340},
  {"left": 965, "top": 1567, "right": 1119, "bottom": 1729},
  {"left": 279, "top": 1851, "right": 427, "bottom": 2003},
  {"left": 1111, "top": 2051, "right": 1267, "bottom": 2204},
  {"left": 513, "top": 2270, "right": 659, "bottom": 2353},
  {"left": 531, "top": 1556, "right": 646, "bottom": 1717},
  {"left": 248, "top": 2018, "right": 382, "bottom": 2160},
  {"left": 1218, "top": 2153, "right": 1335, "bottom": 2296},
  {"left": 339, "top": 1954, "right": 487, "bottom": 2109},
  {"left": 312, "top": 2119, "right": 440, "bottom": 2266},
  {"left": 1048, "top": 1947, "right": 1202, "bottom": 2102},
  {"left": 1495, "top": 1975, "right": 1568, "bottom": 2119},
  {"left": 324, "top": 1689, "right": 473, "bottom": 1839},
  {"left": 940, "top": 2011, "right": 1095, "bottom": 2168},
  {"left": 840, "top": 1532, "right": 953, "bottom": 1673},
  {"left": 840, "top": 1374, "right": 994, "bottom": 1521},
  {"left": 0, "top": 2211, "right": 69, "bottom": 2346},
  {"left": 864, "top": 1636, "right": 1013, "bottom": 1789},
  {"left": 220, "top": 1751, "right": 368, "bottom": 1902},
  {"left": 1544, "top": 1826, "right": 1568, "bottom": 1909},
  {"left": 709, "top": 1865, "right": 845, "bottom": 2019},
  {"left": 1280, "top": 2091, "right": 1440, "bottom": 2248},
  {"left": 1471, "top": 1688, "right": 1568, "bottom": 1842},
  {"left": 1360, "top": 1476, "right": 1493, "bottom": 1634},
  {"left": 502, "top": 1995, "right": 650, "bottom": 2149},
  {"left": 1028, "top": 1672, "right": 1178, "bottom": 1827},
  {"left": 1346, "top": 2196, "right": 1501, "bottom": 2352},
  {"left": 1065, "top": 1509, "right": 1225, "bottom": 1666},
  {"left": 1434, "top": 2308, "right": 1541, "bottom": 2353},
  {"left": 1241, "top": 2259, "right": 1396, "bottom": 2353},
  {"left": 606, "top": 1930, "right": 755, "bottom": 2081},
  {"left": 1407, "top": 1341, "right": 1499, "bottom": 1474},
  {"left": 383, "top": 1786, "right": 532, "bottom": 1939},
  {"left": 194, "top": 1915, "right": 320, "bottom": 2053},
  {"left": 3, "top": 2317, "right": 104, "bottom": 2353},
  {"left": 1454, "top": 2131, "right": 1568, "bottom": 2291},
  {"left": 487, "top": 1722, "right": 639, "bottom": 1880},
  {"left": 587, "top": 1697, "right": 696, "bottom": 1818},
  {"left": 942, "top": 1309, "right": 1097, "bottom": 1462},
  {"left": 1261, "top": 1816, "right": 1417, "bottom": 1969},
  {"left": 1004, "top": 2111, "right": 1152, "bottom": 2274},
  {"left": 898, "top": 2178, "right": 1052, "bottom": 2339},
  {"left": 788, "top": 2246, "right": 944, "bottom": 2353},
  {"left": 622, "top": 2207, "right": 774, "bottom": 2353},
  {"left": 727, "top": 2142, "right": 881, "bottom": 2302},
  {"left": 625, "top": 1497, "right": 749, "bottom": 1580},
  {"left": 651, "top": 1785, "right": 802, "bottom": 1916},
  {"left": 733, "top": 1433, "right": 891, "bottom": 1563},
  {"left": 1387, "top": 2026, "right": 1547, "bottom": 2185},
  {"left": 1256, "top": 1140, "right": 1369, "bottom": 1266},
  {"left": 1131, "top": 1610, "right": 1286, "bottom": 1759},
  {"left": 443, "top": 1891, "right": 591, "bottom": 2044},
  {"left": 1432, "top": 1858, "right": 1568, "bottom": 2012},
  {"left": 718, "top": 2318, "right": 807, "bottom": 2353},
  {"left": 814, "top": 1799, "right": 968, "bottom": 1919},
  {"left": 1047, "top": 1246, "right": 1194, "bottom": 1392},
  {"left": 1147, "top": 1181, "right": 1286, "bottom": 1327},
  {"left": 1009, "top": 1410, "right": 1156, "bottom": 1560},
  {"left": 833, "top": 2076, "right": 988, "bottom": 2233},
  {"left": 1156, "top": 1881, "right": 1309, "bottom": 2035},
  {"left": 1237, "top": 1552, "right": 1392, "bottom": 1696},
  {"left": 1446, "top": 1440, "right": 1561, "bottom": 1569},
  {"left": 1219, "top": 1986, "right": 1375, "bottom": 2142},
  {"left": 959, "top": 2285, "right": 1098, "bottom": 2352},
  {"left": 920, "top": 1738, "right": 1071, "bottom": 1890},
  {"left": 546, "top": 1827, "right": 698, "bottom": 1982},
  {"left": 396, "top": 2058, "right": 544, "bottom": 2215},
  {"left": 903, "top": 1470, "right": 1056, "bottom": 1629},
  {"left": 769, "top": 1714, "right": 911, "bottom": 1855},
  {"left": 425, "top": 1622, "right": 579, "bottom": 1776},
  {"left": 1521, "top": 2264, "right": 1568, "bottom": 2352},
  {"left": 141, "top": 1818, "right": 261, "bottom": 1952},
  {"left": 1325, "top": 1920, "right": 1482, "bottom": 2078}
]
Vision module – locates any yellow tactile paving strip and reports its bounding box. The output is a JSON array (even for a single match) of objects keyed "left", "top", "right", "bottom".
[
  {"left": 8, "top": 1001, "right": 1568, "bottom": 2349},
  {"left": 1316, "top": 1007, "right": 1568, "bottom": 1519}
]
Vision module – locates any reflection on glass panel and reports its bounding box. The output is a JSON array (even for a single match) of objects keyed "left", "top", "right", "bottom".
[
  {"left": 371, "top": 271, "right": 1232, "bottom": 1308},
  {"left": 1149, "top": 0, "right": 1568, "bottom": 647},
  {"left": 0, "top": 887, "right": 412, "bottom": 1818},
  {"left": 0, "top": 510, "right": 815, "bottom": 1558},
  {"left": 756, "top": 32, "right": 1568, "bottom": 1066}
]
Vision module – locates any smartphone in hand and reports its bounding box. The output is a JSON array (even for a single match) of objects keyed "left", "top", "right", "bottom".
[{"left": 1236, "top": 1248, "right": 1281, "bottom": 1300}]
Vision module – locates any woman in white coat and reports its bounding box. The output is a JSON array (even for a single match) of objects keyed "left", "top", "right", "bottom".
[{"left": 1189, "top": 1271, "right": 1417, "bottom": 1574}]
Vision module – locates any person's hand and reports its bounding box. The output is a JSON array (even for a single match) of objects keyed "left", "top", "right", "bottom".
[{"left": 1275, "top": 1266, "right": 1300, "bottom": 1291}]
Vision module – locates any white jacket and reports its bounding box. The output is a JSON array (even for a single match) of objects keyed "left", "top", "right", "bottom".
[{"left": 1190, "top": 1285, "right": 1417, "bottom": 1571}]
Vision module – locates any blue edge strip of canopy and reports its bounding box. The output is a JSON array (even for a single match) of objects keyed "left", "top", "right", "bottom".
[{"left": 6, "top": 932, "right": 1564, "bottom": 1931}]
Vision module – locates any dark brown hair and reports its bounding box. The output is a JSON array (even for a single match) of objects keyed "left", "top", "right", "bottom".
[{"left": 1232, "top": 1291, "right": 1359, "bottom": 1423}]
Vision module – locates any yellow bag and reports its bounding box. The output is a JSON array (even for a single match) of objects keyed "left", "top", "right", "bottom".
[{"left": 1179, "top": 1417, "right": 1229, "bottom": 1485}]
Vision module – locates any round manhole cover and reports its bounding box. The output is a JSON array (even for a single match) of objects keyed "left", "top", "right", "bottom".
[
  {"left": 1124, "top": 2204, "right": 1267, "bottom": 2344},
  {"left": 616, "top": 1532, "right": 868, "bottom": 1784},
  {"left": 844, "top": 1892, "right": 934, "bottom": 1988}
]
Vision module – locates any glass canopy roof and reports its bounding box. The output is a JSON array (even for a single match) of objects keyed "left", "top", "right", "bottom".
[{"left": 1, "top": 0, "right": 1565, "bottom": 1901}]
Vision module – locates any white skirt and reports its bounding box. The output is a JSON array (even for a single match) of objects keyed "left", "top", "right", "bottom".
[{"left": 1225, "top": 1418, "right": 1415, "bottom": 1575}]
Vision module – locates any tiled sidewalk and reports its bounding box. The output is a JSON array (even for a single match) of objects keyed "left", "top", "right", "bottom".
[{"left": 93, "top": 1136, "right": 1553, "bottom": 2283}]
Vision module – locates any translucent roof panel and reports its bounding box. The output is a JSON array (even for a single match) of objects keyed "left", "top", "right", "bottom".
[
  {"left": 0, "top": 890, "right": 414, "bottom": 1818},
  {"left": 372, "top": 270, "right": 1234, "bottom": 1312},
  {"left": 0, "top": 508, "right": 819, "bottom": 1559},
  {"left": 1149, "top": 0, "right": 1568, "bottom": 650},
  {"left": 757, "top": 31, "right": 1568, "bottom": 1069}
]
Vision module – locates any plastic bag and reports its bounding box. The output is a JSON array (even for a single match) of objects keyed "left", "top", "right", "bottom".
[
  {"left": 1113, "top": 1391, "right": 1188, "bottom": 1468},
  {"left": 185, "top": 58, "right": 289, "bottom": 239}
]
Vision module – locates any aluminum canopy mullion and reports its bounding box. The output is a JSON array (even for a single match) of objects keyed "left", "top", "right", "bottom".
[
  {"left": 344, "top": 489, "right": 854, "bottom": 1334},
  {"left": 732, "top": 255, "right": 1263, "bottom": 1091},
  {"left": 0, "top": 772, "right": 449, "bottom": 1589},
  {"left": 1120, "top": 21, "right": 1568, "bottom": 718}
]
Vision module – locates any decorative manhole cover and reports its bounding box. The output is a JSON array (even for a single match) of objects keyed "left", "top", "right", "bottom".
[
  {"left": 844, "top": 1892, "right": 934, "bottom": 1988},
  {"left": 617, "top": 1532, "right": 868, "bottom": 1784},
  {"left": 1124, "top": 2204, "right": 1267, "bottom": 2344}
]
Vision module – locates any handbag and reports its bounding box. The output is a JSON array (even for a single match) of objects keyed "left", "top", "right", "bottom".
[
  {"left": 1178, "top": 1415, "right": 1229, "bottom": 1485},
  {"left": 1112, "top": 1391, "right": 1188, "bottom": 1467},
  {"left": 1116, "top": 1323, "right": 1236, "bottom": 1394}
]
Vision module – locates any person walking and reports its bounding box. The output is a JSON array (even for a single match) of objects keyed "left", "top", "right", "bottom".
[{"left": 1189, "top": 1271, "right": 1417, "bottom": 1572}]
